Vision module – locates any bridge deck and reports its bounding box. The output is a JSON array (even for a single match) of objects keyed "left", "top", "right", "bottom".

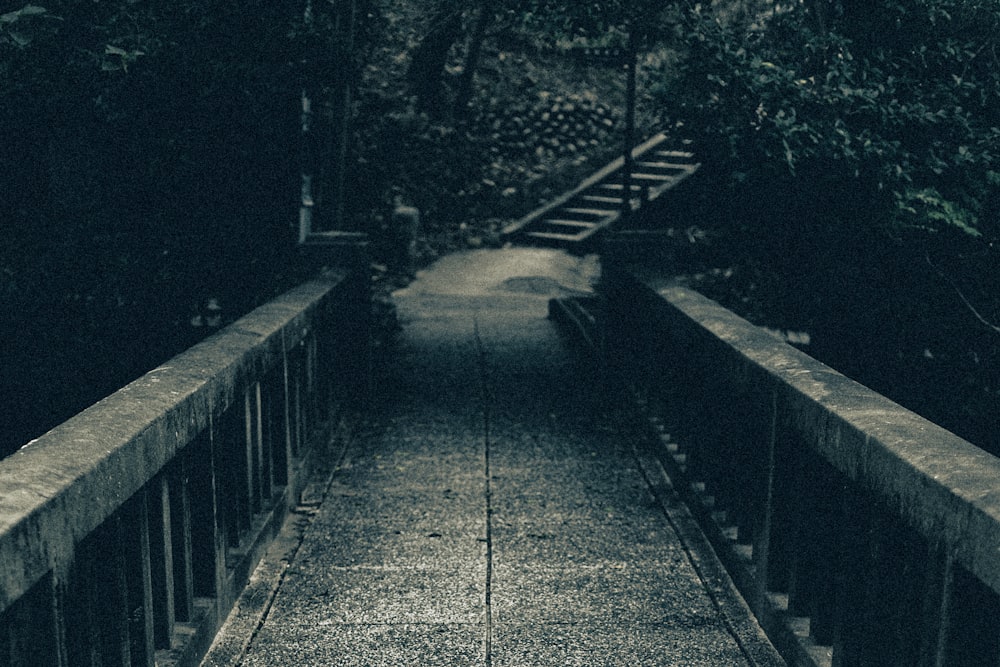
[{"left": 204, "top": 250, "right": 783, "bottom": 666}]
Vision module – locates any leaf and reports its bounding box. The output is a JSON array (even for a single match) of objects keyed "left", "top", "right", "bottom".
[
  {"left": 0, "top": 4, "right": 46, "bottom": 24},
  {"left": 8, "top": 30, "right": 30, "bottom": 46}
]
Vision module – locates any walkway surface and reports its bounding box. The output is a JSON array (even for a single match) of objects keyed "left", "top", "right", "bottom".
[{"left": 204, "top": 248, "right": 784, "bottom": 666}]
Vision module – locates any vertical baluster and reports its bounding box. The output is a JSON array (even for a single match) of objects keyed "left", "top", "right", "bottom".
[
  {"left": 943, "top": 564, "right": 1000, "bottom": 666},
  {"left": 693, "top": 361, "right": 725, "bottom": 527},
  {"left": 260, "top": 376, "right": 275, "bottom": 500},
  {"left": 148, "top": 476, "right": 175, "bottom": 650},
  {"left": 64, "top": 535, "right": 97, "bottom": 664},
  {"left": 762, "top": 413, "right": 795, "bottom": 601},
  {"left": 831, "top": 481, "right": 869, "bottom": 667},
  {"left": 280, "top": 340, "right": 295, "bottom": 486},
  {"left": 690, "top": 344, "right": 718, "bottom": 488},
  {"left": 863, "top": 509, "right": 927, "bottom": 665},
  {"left": 730, "top": 389, "right": 763, "bottom": 548},
  {"left": 307, "top": 333, "right": 319, "bottom": 430},
  {"left": 123, "top": 491, "right": 155, "bottom": 666},
  {"left": 251, "top": 382, "right": 265, "bottom": 513},
  {"left": 52, "top": 573, "right": 69, "bottom": 667},
  {"left": 670, "top": 333, "right": 704, "bottom": 487},
  {"left": 217, "top": 404, "right": 249, "bottom": 549},
  {"left": 786, "top": 453, "right": 839, "bottom": 646},
  {"left": 266, "top": 369, "right": 289, "bottom": 488},
  {"left": 96, "top": 514, "right": 131, "bottom": 666},
  {"left": 748, "top": 390, "right": 779, "bottom": 613},
  {"left": 290, "top": 348, "right": 304, "bottom": 460},
  {"left": 242, "top": 389, "right": 257, "bottom": 520},
  {"left": 0, "top": 573, "right": 62, "bottom": 667},
  {"left": 170, "top": 456, "right": 195, "bottom": 622},
  {"left": 916, "top": 545, "right": 952, "bottom": 667},
  {"left": 808, "top": 463, "right": 840, "bottom": 647},
  {"left": 189, "top": 429, "right": 223, "bottom": 599}
]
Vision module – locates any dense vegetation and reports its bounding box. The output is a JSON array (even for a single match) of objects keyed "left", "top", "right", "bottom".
[
  {"left": 0, "top": 0, "right": 367, "bottom": 454},
  {"left": 0, "top": 0, "right": 644, "bottom": 456},
  {"left": 2, "top": 0, "right": 998, "bottom": 460},
  {"left": 656, "top": 0, "right": 1000, "bottom": 453}
]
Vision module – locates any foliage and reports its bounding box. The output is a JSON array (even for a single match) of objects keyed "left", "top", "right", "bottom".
[
  {"left": 404, "top": 0, "right": 680, "bottom": 115},
  {"left": 660, "top": 0, "right": 1000, "bottom": 451},
  {"left": 0, "top": 0, "right": 379, "bottom": 456},
  {"left": 666, "top": 2, "right": 1000, "bottom": 231}
]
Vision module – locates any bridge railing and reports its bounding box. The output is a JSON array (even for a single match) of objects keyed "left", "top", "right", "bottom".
[
  {"left": 0, "top": 266, "right": 369, "bottom": 667},
  {"left": 601, "top": 265, "right": 1000, "bottom": 667}
]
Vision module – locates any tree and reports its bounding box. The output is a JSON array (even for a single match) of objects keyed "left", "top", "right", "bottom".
[
  {"left": 659, "top": 0, "right": 1000, "bottom": 451},
  {"left": 404, "top": 0, "right": 678, "bottom": 118},
  {"left": 407, "top": 0, "right": 465, "bottom": 115},
  {"left": 0, "top": 0, "right": 379, "bottom": 456}
]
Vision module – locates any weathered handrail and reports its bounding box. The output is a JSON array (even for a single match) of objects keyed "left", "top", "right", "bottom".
[
  {"left": 600, "top": 264, "right": 1000, "bottom": 667},
  {"left": 0, "top": 267, "right": 369, "bottom": 667}
]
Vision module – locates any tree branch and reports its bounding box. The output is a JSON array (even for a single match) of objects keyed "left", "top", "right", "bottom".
[{"left": 926, "top": 253, "right": 1000, "bottom": 336}]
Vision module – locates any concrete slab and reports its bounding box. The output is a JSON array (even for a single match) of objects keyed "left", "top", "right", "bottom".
[
  {"left": 242, "top": 623, "right": 485, "bottom": 667},
  {"left": 491, "top": 621, "right": 752, "bottom": 666},
  {"left": 265, "top": 565, "right": 486, "bottom": 626}
]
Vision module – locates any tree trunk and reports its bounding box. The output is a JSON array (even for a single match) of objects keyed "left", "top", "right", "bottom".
[
  {"left": 453, "top": 2, "right": 492, "bottom": 119},
  {"left": 407, "top": 1, "right": 465, "bottom": 117}
]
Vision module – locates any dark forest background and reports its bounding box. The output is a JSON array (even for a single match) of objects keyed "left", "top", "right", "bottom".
[{"left": 2, "top": 0, "right": 1000, "bottom": 458}]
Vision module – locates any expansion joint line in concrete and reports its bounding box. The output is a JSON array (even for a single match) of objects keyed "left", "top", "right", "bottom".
[
  {"left": 473, "top": 318, "right": 495, "bottom": 667},
  {"left": 629, "top": 426, "right": 764, "bottom": 666}
]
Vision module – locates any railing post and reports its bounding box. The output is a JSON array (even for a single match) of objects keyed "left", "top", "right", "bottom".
[
  {"left": 749, "top": 391, "right": 779, "bottom": 614},
  {"left": 251, "top": 382, "right": 265, "bottom": 513},
  {"left": 943, "top": 564, "right": 1000, "bottom": 665},
  {"left": 916, "top": 545, "right": 953, "bottom": 667},
  {"left": 831, "top": 481, "right": 868, "bottom": 667},
  {"left": 124, "top": 491, "right": 155, "bottom": 666},
  {"left": 149, "top": 476, "right": 176, "bottom": 650},
  {"left": 189, "top": 427, "right": 225, "bottom": 602},
  {"left": 170, "top": 456, "right": 195, "bottom": 623},
  {"left": 243, "top": 388, "right": 257, "bottom": 520}
]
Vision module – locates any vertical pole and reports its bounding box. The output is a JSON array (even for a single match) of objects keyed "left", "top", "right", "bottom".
[
  {"left": 620, "top": 28, "right": 637, "bottom": 227},
  {"left": 329, "top": 0, "right": 357, "bottom": 230},
  {"left": 299, "top": 91, "right": 314, "bottom": 244},
  {"left": 298, "top": 0, "right": 315, "bottom": 244}
]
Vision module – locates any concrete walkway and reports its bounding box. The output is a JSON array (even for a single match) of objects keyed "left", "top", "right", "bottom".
[{"left": 204, "top": 249, "right": 784, "bottom": 666}]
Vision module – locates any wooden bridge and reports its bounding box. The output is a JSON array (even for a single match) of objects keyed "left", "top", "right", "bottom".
[{"left": 2, "top": 144, "right": 1000, "bottom": 666}]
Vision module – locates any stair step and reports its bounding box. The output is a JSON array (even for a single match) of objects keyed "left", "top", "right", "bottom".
[
  {"left": 561, "top": 207, "right": 618, "bottom": 218},
  {"left": 541, "top": 219, "right": 600, "bottom": 228},
  {"left": 654, "top": 150, "right": 696, "bottom": 160},
  {"left": 580, "top": 195, "right": 624, "bottom": 205},
  {"left": 599, "top": 183, "right": 643, "bottom": 191},
  {"left": 636, "top": 161, "right": 699, "bottom": 172},
  {"left": 524, "top": 230, "right": 591, "bottom": 241}
]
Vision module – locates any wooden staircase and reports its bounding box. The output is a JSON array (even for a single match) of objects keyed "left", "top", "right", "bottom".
[{"left": 501, "top": 133, "right": 699, "bottom": 249}]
